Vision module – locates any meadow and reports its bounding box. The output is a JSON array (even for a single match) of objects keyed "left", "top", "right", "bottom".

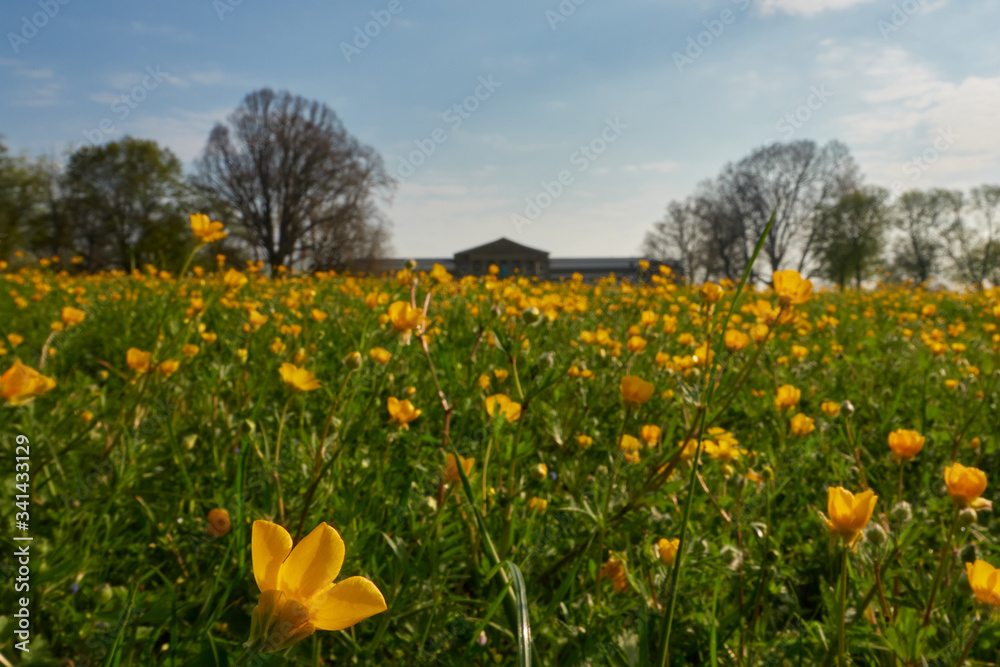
[{"left": 1, "top": 220, "right": 999, "bottom": 666}]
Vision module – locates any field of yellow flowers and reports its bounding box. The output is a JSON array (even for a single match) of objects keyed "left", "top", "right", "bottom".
[{"left": 1, "top": 217, "right": 999, "bottom": 666}]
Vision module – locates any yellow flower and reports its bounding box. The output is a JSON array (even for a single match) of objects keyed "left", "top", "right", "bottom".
[
  {"left": 485, "top": 394, "right": 522, "bottom": 423},
  {"left": 1, "top": 360, "right": 56, "bottom": 406},
  {"left": 311, "top": 308, "right": 328, "bottom": 322},
  {"left": 944, "top": 463, "right": 989, "bottom": 509},
  {"left": 493, "top": 369, "right": 509, "bottom": 382},
  {"left": 223, "top": 268, "right": 248, "bottom": 290},
  {"left": 620, "top": 375, "right": 654, "bottom": 407},
  {"left": 182, "top": 344, "right": 200, "bottom": 358},
  {"left": 369, "top": 347, "right": 392, "bottom": 365},
  {"left": 444, "top": 453, "right": 475, "bottom": 482},
  {"left": 190, "top": 213, "right": 227, "bottom": 244},
  {"left": 206, "top": 508, "right": 231, "bottom": 538},
  {"left": 773, "top": 384, "right": 801, "bottom": 411},
  {"left": 887, "top": 429, "right": 925, "bottom": 463},
  {"left": 527, "top": 497, "right": 548, "bottom": 514},
  {"left": 271, "top": 338, "right": 287, "bottom": 355},
  {"left": 577, "top": 434, "right": 593, "bottom": 449},
  {"left": 387, "top": 301, "right": 423, "bottom": 341},
  {"left": 201, "top": 332, "right": 218, "bottom": 344},
  {"left": 7, "top": 333, "right": 23, "bottom": 347},
  {"left": 772, "top": 269, "right": 813, "bottom": 306},
  {"left": 627, "top": 335, "right": 647, "bottom": 353},
  {"left": 824, "top": 487, "right": 877, "bottom": 549},
  {"left": 966, "top": 560, "right": 1000, "bottom": 607},
  {"left": 387, "top": 397, "right": 421, "bottom": 428},
  {"left": 599, "top": 557, "right": 628, "bottom": 592},
  {"left": 821, "top": 401, "right": 840, "bottom": 417},
  {"left": 619, "top": 434, "right": 641, "bottom": 464},
  {"left": 81, "top": 410, "right": 94, "bottom": 423},
  {"left": 640, "top": 424, "right": 661, "bottom": 446},
  {"left": 279, "top": 363, "right": 321, "bottom": 392},
  {"left": 700, "top": 282, "right": 724, "bottom": 303},
  {"left": 126, "top": 348, "right": 152, "bottom": 374},
  {"left": 248, "top": 521, "right": 386, "bottom": 652},
  {"left": 159, "top": 360, "right": 180, "bottom": 377},
  {"left": 657, "top": 538, "right": 680, "bottom": 566},
  {"left": 430, "top": 263, "right": 453, "bottom": 283},
  {"left": 477, "top": 373, "right": 491, "bottom": 390},
  {"left": 61, "top": 306, "right": 86, "bottom": 327},
  {"left": 724, "top": 329, "right": 750, "bottom": 351},
  {"left": 789, "top": 413, "right": 815, "bottom": 437}
]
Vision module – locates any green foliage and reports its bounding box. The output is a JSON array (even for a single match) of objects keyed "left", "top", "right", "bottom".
[{"left": 0, "top": 263, "right": 998, "bottom": 665}]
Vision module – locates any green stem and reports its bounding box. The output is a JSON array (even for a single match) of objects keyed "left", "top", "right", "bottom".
[
  {"left": 954, "top": 612, "right": 986, "bottom": 667},
  {"left": 839, "top": 547, "right": 849, "bottom": 667},
  {"left": 232, "top": 639, "right": 267, "bottom": 667},
  {"left": 922, "top": 511, "right": 959, "bottom": 626}
]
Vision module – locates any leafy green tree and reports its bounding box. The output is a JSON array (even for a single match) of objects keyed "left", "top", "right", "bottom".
[
  {"left": 64, "top": 137, "right": 189, "bottom": 271},
  {"left": 0, "top": 138, "right": 48, "bottom": 260},
  {"left": 815, "top": 187, "right": 889, "bottom": 289}
]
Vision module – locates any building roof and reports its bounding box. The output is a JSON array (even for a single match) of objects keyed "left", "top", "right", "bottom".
[{"left": 454, "top": 237, "right": 549, "bottom": 257}]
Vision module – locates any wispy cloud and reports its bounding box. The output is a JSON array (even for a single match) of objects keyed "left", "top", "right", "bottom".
[{"left": 757, "top": 0, "right": 877, "bottom": 16}]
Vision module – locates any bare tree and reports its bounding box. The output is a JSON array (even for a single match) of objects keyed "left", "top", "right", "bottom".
[
  {"left": 643, "top": 140, "right": 859, "bottom": 283},
  {"left": 643, "top": 198, "right": 706, "bottom": 283},
  {"left": 717, "top": 140, "right": 860, "bottom": 278},
  {"left": 890, "top": 188, "right": 962, "bottom": 284},
  {"left": 944, "top": 185, "right": 1000, "bottom": 288},
  {"left": 196, "top": 89, "right": 394, "bottom": 271}
]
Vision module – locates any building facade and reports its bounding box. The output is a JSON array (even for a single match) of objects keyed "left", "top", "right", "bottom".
[{"left": 368, "top": 238, "right": 680, "bottom": 282}]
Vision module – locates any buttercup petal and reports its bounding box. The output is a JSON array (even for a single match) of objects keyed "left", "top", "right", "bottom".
[
  {"left": 278, "top": 522, "right": 345, "bottom": 602},
  {"left": 310, "top": 576, "right": 388, "bottom": 631},
  {"left": 253, "top": 520, "right": 293, "bottom": 592}
]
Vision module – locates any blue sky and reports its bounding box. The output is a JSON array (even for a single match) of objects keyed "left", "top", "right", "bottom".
[{"left": 2, "top": 0, "right": 998, "bottom": 257}]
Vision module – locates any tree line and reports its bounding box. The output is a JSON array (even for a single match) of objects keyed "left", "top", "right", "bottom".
[
  {"left": 0, "top": 88, "right": 394, "bottom": 273},
  {"left": 643, "top": 139, "right": 1000, "bottom": 288}
]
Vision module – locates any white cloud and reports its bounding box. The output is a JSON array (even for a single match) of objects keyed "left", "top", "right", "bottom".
[
  {"left": 824, "top": 45, "right": 1000, "bottom": 188},
  {"left": 757, "top": 0, "right": 877, "bottom": 16}
]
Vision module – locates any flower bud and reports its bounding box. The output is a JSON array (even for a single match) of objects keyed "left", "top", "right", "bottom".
[
  {"left": 761, "top": 466, "right": 775, "bottom": 482},
  {"left": 866, "top": 523, "right": 888, "bottom": 546},
  {"left": 522, "top": 306, "right": 541, "bottom": 324},
  {"left": 840, "top": 400, "right": 855, "bottom": 416},
  {"left": 531, "top": 463, "right": 549, "bottom": 481},
  {"left": 958, "top": 507, "right": 978, "bottom": 526},
  {"left": 890, "top": 501, "right": 912, "bottom": 523},
  {"left": 405, "top": 258, "right": 418, "bottom": 270},
  {"left": 343, "top": 350, "right": 363, "bottom": 370},
  {"left": 207, "top": 508, "right": 231, "bottom": 538}
]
